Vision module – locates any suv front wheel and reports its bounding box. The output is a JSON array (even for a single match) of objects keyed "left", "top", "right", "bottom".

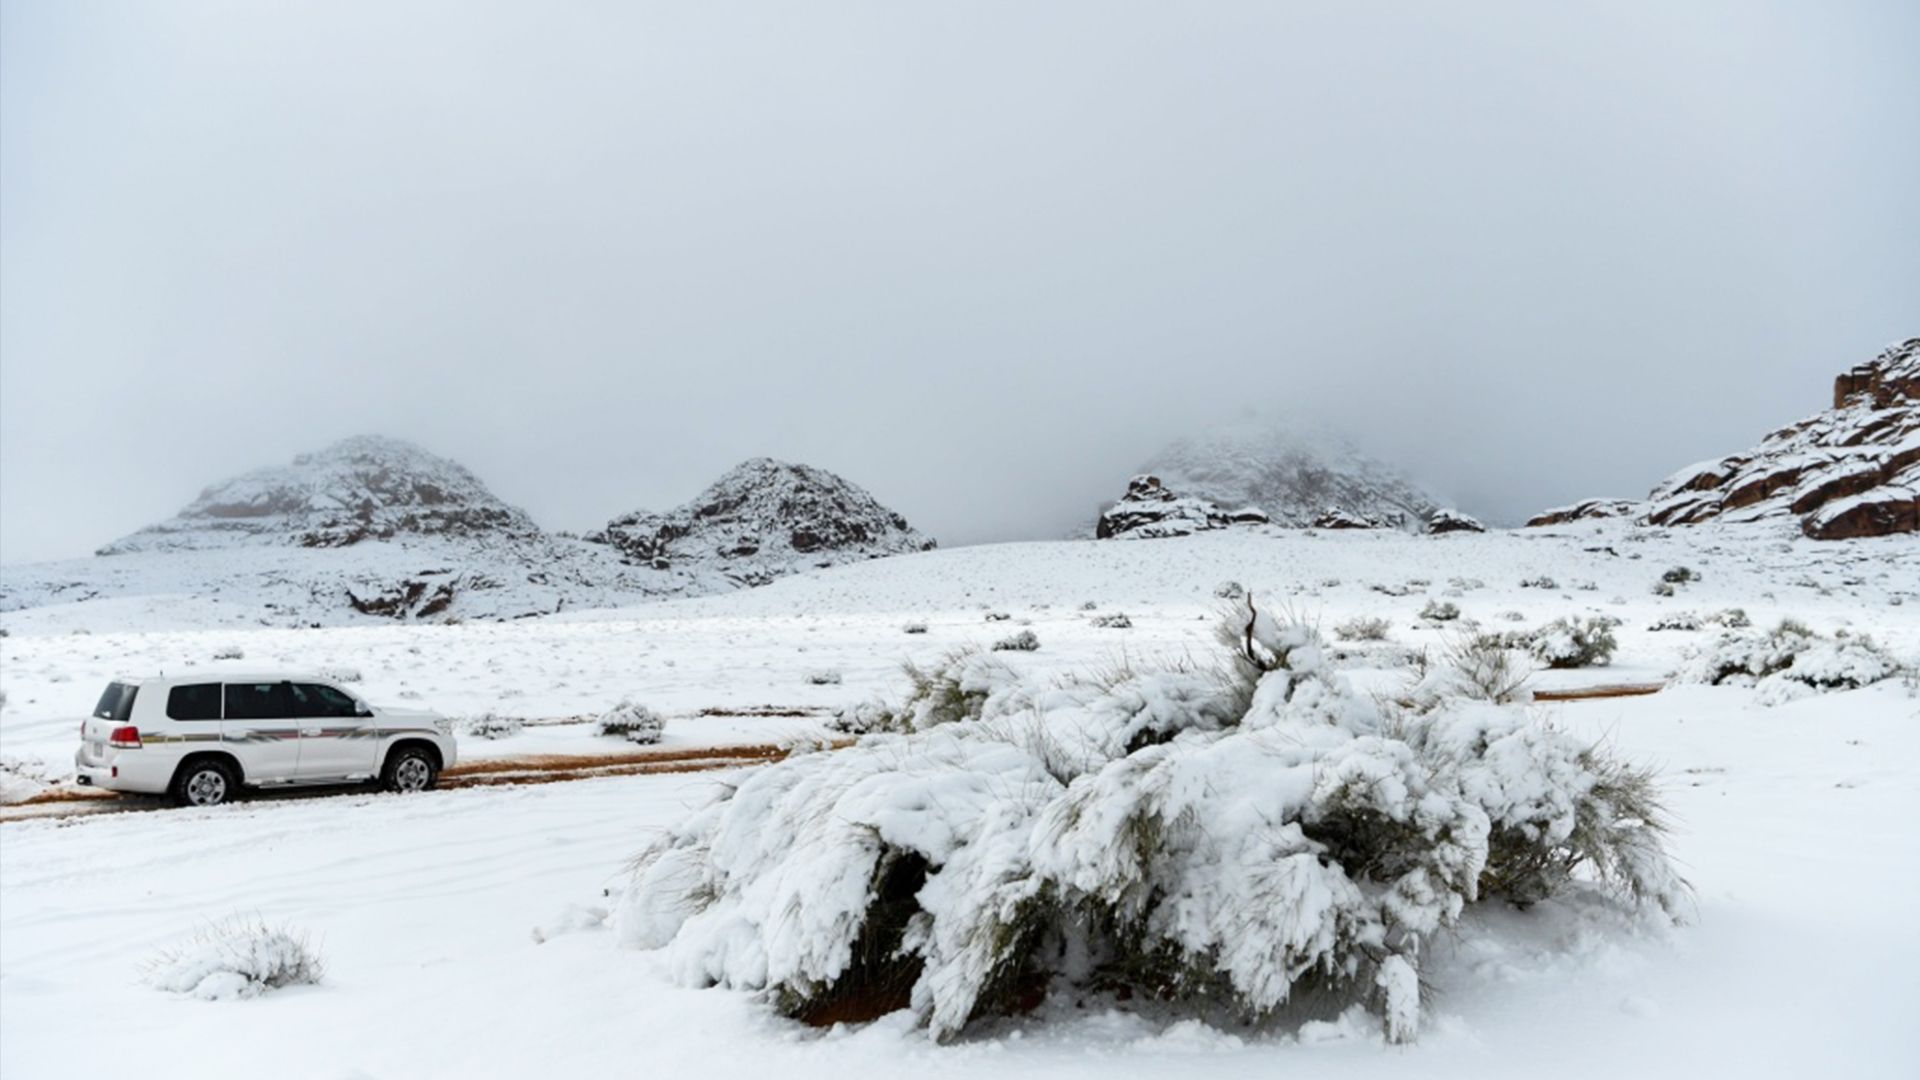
[
  {"left": 382, "top": 746, "right": 439, "bottom": 794},
  {"left": 172, "top": 758, "right": 237, "bottom": 808}
]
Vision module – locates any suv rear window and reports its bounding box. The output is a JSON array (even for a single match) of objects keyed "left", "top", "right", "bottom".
[
  {"left": 167, "top": 683, "right": 223, "bottom": 721},
  {"left": 93, "top": 682, "right": 138, "bottom": 721}
]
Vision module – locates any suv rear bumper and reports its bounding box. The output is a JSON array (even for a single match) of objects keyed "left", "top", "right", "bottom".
[{"left": 73, "top": 749, "right": 172, "bottom": 795}]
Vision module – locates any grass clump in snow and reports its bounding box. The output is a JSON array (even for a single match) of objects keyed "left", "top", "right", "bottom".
[
  {"left": 1418, "top": 599, "right": 1461, "bottom": 622},
  {"left": 596, "top": 701, "right": 665, "bottom": 744},
  {"left": 1676, "top": 620, "right": 1903, "bottom": 703},
  {"left": 619, "top": 596, "right": 1687, "bottom": 1047},
  {"left": 1334, "top": 615, "right": 1392, "bottom": 642},
  {"left": 1089, "top": 613, "right": 1133, "bottom": 629},
  {"left": 1529, "top": 616, "right": 1620, "bottom": 669},
  {"left": 992, "top": 629, "right": 1041, "bottom": 652},
  {"left": 459, "top": 712, "right": 524, "bottom": 739},
  {"left": 145, "top": 915, "right": 323, "bottom": 1001}
]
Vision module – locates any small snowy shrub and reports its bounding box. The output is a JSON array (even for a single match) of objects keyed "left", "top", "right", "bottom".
[
  {"left": 1419, "top": 599, "right": 1461, "bottom": 622},
  {"left": 805, "top": 670, "right": 844, "bottom": 686},
  {"left": 1648, "top": 612, "right": 1701, "bottom": 632},
  {"left": 902, "top": 622, "right": 929, "bottom": 635},
  {"left": 1519, "top": 576, "right": 1558, "bottom": 590},
  {"left": 145, "top": 916, "right": 323, "bottom": 1001},
  {"left": 619, "top": 598, "right": 1686, "bottom": 1045},
  {"left": 318, "top": 665, "right": 364, "bottom": 683},
  {"left": 1405, "top": 634, "right": 1532, "bottom": 709},
  {"left": 1662, "top": 566, "right": 1697, "bottom": 585},
  {"left": 1334, "top": 616, "right": 1391, "bottom": 642},
  {"left": 984, "top": 612, "right": 1012, "bottom": 623},
  {"left": 1651, "top": 581, "right": 1675, "bottom": 598},
  {"left": 1090, "top": 613, "right": 1133, "bottom": 629},
  {"left": 1215, "top": 581, "right": 1246, "bottom": 599},
  {"left": 1676, "top": 621, "right": 1901, "bottom": 702},
  {"left": 460, "top": 712, "right": 524, "bottom": 739},
  {"left": 1529, "top": 617, "right": 1619, "bottom": 669},
  {"left": 1710, "top": 608, "right": 1751, "bottom": 629},
  {"left": 596, "top": 701, "right": 665, "bottom": 744},
  {"left": 212, "top": 644, "right": 245, "bottom": 661},
  {"left": 992, "top": 629, "right": 1041, "bottom": 652},
  {"left": 828, "top": 700, "right": 904, "bottom": 736}
]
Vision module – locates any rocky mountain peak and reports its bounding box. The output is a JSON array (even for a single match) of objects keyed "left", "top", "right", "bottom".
[
  {"left": 588, "top": 458, "right": 934, "bottom": 586},
  {"left": 99, "top": 436, "right": 540, "bottom": 554},
  {"left": 1135, "top": 423, "right": 1443, "bottom": 531}
]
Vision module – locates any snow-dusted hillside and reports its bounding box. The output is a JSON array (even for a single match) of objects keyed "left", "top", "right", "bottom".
[
  {"left": 2, "top": 445, "right": 937, "bottom": 625},
  {"left": 1124, "top": 422, "right": 1446, "bottom": 531},
  {"left": 100, "top": 435, "right": 541, "bottom": 553},
  {"left": 587, "top": 458, "right": 935, "bottom": 586}
]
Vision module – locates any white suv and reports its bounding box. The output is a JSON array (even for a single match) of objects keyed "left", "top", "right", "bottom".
[{"left": 75, "top": 675, "right": 458, "bottom": 807}]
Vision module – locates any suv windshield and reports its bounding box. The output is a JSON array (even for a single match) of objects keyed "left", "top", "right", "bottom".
[{"left": 92, "top": 682, "right": 138, "bottom": 721}]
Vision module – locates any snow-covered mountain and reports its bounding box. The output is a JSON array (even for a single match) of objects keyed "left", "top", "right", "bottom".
[
  {"left": 1101, "top": 424, "right": 1446, "bottom": 534},
  {"left": 1, "top": 443, "right": 934, "bottom": 625},
  {"left": 587, "top": 458, "right": 935, "bottom": 586},
  {"left": 1531, "top": 338, "right": 1919, "bottom": 539},
  {"left": 99, "top": 435, "right": 541, "bottom": 553}
]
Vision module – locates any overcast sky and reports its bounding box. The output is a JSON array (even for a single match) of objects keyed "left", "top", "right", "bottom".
[{"left": 3, "top": 1, "right": 1915, "bottom": 563}]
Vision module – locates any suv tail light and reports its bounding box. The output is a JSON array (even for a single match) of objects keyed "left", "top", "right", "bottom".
[{"left": 108, "top": 725, "right": 142, "bottom": 749}]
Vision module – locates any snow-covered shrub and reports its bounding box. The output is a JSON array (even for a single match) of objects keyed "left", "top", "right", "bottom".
[
  {"left": 1662, "top": 566, "right": 1697, "bottom": 585},
  {"left": 318, "top": 665, "right": 364, "bottom": 683},
  {"left": 1676, "top": 621, "right": 1902, "bottom": 702},
  {"left": 212, "top": 644, "right": 245, "bottom": 661},
  {"left": 145, "top": 916, "right": 323, "bottom": 1001},
  {"left": 619, "top": 599, "right": 1686, "bottom": 1045},
  {"left": 1650, "top": 581, "right": 1675, "bottom": 598},
  {"left": 984, "top": 612, "right": 1012, "bottom": 623},
  {"left": 992, "top": 629, "right": 1041, "bottom": 652},
  {"left": 1709, "top": 608, "right": 1751, "bottom": 629},
  {"left": 459, "top": 712, "right": 524, "bottom": 739},
  {"left": 1090, "top": 613, "right": 1133, "bottom": 629},
  {"left": 902, "top": 622, "right": 929, "bottom": 635},
  {"left": 1333, "top": 616, "right": 1391, "bottom": 642},
  {"left": 1648, "top": 612, "right": 1701, "bottom": 632},
  {"left": 1419, "top": 599, "right": 1461, "bottom": 622},
  {"left": 1215, "top": 580, "right": 1246, "bottom": 599},
  {"left": 1519, "top": 576, "right": 1558, "bottom": 590},
  {"left": 1529, "top": 617, "right": 1619, "bottom": 669},
  {"left": 596, "top": 701, "right": 665, "bottom": 744},
  {"left": 828, "top": 700, "right": 904, "bottom": 736},
  {"left": 1080, "top": 601, "right": 1099, "bottom": 611},
  {"left": 805, "top": 670, "right": 843, "bottom": 686},
  {"left": 1404, "top": 634, "right": 1532, "bottom": 709}
]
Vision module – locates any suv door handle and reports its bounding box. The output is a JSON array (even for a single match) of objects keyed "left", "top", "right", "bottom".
[{"left": 300, "top": 727, "right": 322, "bottom": 737}]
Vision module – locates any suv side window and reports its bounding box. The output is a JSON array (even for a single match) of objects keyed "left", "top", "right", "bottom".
[
  {"left": 166, "top": 683, "right": 223, "bottom": 721},
  {"left": 289, "top": 683, "right": 360, "bottom": 718},
  {"left": 224, "top": 682, "right": 290, "bottom": 720}
]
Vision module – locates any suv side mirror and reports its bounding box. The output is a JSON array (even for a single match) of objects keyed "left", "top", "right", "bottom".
[{"left": 355, "top": 702, "right": 374, "bottom": 718}]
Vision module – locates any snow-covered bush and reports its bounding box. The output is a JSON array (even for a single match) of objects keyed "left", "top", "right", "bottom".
[
  {"left": 460, "top": 712, "right": 524, "bottom": 739},
  {"left": 1662, "top": 566, "right": 1697, "bottom": 585},
  {"left": 1651, "top": 581, "right": 1675, "bottom": 598},
  {"left": 1676, "top": 621, "right": 1902, "bottom": 703},
  {"left": 984, "top": 612, "right": 1012, "bottom": 623},
  {"left": 1709, "top": 608, "right": 1751, "bottom": 629},
  {"left": 1648, "top": 612, "right": 1701, "bottom": 632},
  {"left": 902, "top": 622, "right": 929, "bottom": 635},
  {"left": 1334, "top": 615, "right": 1391, "bottom": 642},
  {"left": 992, "top": 629, "right": 1041, "bottom": 652},
  {"left": 1215, "top": 580, "right": 1246, "bottom": 599},
  {"left": 596, "top": 701, "right": 665, "bottom": 744},
  {"left": 805, "top": 670, "right": 843, "bottom": 686},
  {"left": 1529, "top": 617, "right": 1619, "bottom": 669},
  {"left": 618, "top": 599, "right": 1686, "bottom": 1045},
  {"left": 1090, "top": 613, "right": 1133, "bottom": 629},
  {"left": 1404, "top": 634, "right": 1532, "bottom": 709},
  {"left": 1419, "top": 599, "right": 1461, "bottom": 622},
  {"left": 1519, "top": 576, "right": 1558, "bottom": 590},
  {"left": 318, "top": 665, "right": 364, "bottom": 683},
  {"left": 212, "top": 644, "right": 245, "bottom": 661},
  {"left": 828, "top": 700, "right": 903, "bottom": 736},
  {"left": 145, "top": 916, "right": 323, "bottom": 1001}
]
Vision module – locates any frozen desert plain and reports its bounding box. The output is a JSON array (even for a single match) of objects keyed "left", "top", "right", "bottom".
[{"left": 1, "top": 522, "right": 1916, "bottom": 1079}]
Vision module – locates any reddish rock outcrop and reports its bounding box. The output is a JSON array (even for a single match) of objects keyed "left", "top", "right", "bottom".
[{"left": 1532, "top": 338, "right": 1918, "bottom": 540}]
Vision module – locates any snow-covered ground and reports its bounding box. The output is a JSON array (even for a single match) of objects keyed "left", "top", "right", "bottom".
[{"left": 2, "top": 523, "right": 1917, "bottom": 1077}]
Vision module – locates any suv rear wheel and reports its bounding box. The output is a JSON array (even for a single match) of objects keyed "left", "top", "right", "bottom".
[
  {"left": 382, "top": 746, "right": 438, "bottom": 793},
  {"left": 172, "top": 758, "right": 237, "bottom": 808}
]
